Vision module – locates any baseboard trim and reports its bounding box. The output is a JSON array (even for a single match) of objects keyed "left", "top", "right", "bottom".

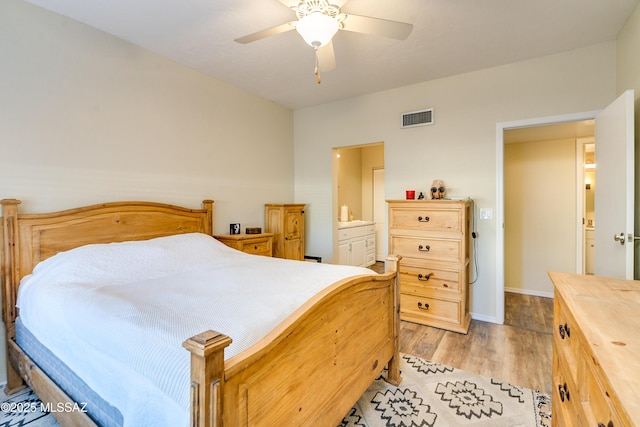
[
  {"left": 470, "top": 312, "right": 499, "bottom": 324},
  {"left": 505, "top": 287, "right": 554, "bottom": 299}
]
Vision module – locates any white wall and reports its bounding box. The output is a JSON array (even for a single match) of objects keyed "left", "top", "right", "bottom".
[
  {"left": 295, "top": 42, "right": 616, "bottom": 322},
  {"left": 0, "top": 0, "right": 294, "bottom": 228},
  {"left": 0, "top": 0, "right": 293, "bottom": 383},
  {"left": 504, "top": 139, "right": 577, "bottom": 297},
  {"left": 617, "top": 2, "right": 640, "bottom": 96}
]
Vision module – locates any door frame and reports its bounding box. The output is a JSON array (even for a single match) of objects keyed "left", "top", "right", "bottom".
[
  {"left": 496, "top": 110, "right": 600, "bottom": 324},
  {"left": 577, "top": 138, "right": 595, "bottom": 274},
  {"left": 372, "top": 167, "right": 387, "bottom": 261}
]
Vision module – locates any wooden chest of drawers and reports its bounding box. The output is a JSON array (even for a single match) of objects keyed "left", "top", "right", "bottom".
[
  {"left": 387, "top": 199, "right": 472, "bottom": 333},
  {"left": 214, "top": 233, "right": 274, "bottom": 257},
  {"left": 549, "top": 272, "right": 640, "bottom": 427}
]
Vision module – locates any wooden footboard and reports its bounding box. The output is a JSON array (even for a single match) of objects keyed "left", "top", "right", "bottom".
[{"left": 183, "top": 256, "right": 402, "bottom": 427}]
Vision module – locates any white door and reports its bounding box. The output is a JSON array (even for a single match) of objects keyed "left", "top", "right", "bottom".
[
  {"left": 594, "top": 90, "right": 635, "bottom": 279},
  {"left": 373, "top": 168, "right": 387, "bottom": 261}
]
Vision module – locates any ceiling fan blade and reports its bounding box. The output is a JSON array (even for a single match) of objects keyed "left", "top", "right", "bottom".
[
  {"left": 278, "top": 0, "right": 350, "bottom": 7},
  {"left": 317, "top": 41, "right": 336, "bottom": 72},
  {"left": 340, "top": 13, "right": 413, "bottom": 40},
  {"left": 234, "top": 22, "right": 295, "bottom": 44}
]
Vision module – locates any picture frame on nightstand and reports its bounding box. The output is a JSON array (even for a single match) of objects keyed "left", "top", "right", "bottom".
[{"left": 229, "top": 223, "right": 241, "bottom": 234}]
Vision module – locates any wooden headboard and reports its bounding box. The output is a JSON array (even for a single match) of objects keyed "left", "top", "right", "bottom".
[{"left": 0, "top": 199, "right": 214, "bottom": 337}]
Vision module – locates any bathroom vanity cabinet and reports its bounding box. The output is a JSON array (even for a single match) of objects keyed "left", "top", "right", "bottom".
[{"left": 337, "top": 222, "right": 376, "bottom": 267}]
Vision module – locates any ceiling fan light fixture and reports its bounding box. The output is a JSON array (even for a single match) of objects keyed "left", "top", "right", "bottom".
[{"left": 295, "top": 12, "right": 339, "bottom": 48}]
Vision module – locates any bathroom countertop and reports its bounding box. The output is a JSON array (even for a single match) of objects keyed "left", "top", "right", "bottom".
[{"left": 337, "top": 220, "right": 374, "bottom": 229}]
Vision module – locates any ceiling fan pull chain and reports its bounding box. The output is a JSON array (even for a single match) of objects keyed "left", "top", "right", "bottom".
[{"left": 314, "top": 48, "right": 321, "bottom": 84}]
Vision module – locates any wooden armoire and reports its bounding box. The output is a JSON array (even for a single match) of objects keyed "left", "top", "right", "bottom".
[{"left": 265, "top": 204, "right": 305, "bottom": 260}]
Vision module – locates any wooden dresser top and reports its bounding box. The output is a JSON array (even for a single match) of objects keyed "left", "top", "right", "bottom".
[{"left": 549, "top": 271, "right": 640, "bottom": 425}]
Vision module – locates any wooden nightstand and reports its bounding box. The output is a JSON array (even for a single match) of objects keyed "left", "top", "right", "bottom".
[{"left": 214, "top": 233, "right": 274, "bottom": 257}]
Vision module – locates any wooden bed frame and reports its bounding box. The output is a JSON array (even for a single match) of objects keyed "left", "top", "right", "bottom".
[{"left": 0, "top": 199, "right": 402, "bottom": 426}]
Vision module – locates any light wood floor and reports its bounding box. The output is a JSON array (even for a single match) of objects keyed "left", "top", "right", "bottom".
[
  {"left": 399, "top": 293, "right": 553, "bottom": 394},
  {"left": 369, "top": 263, "right": 554, "bottom": 394}
]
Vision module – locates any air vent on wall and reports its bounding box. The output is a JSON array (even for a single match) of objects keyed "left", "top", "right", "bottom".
[{"left": 401, "top": 108, "right": 434, "bottom": 128}]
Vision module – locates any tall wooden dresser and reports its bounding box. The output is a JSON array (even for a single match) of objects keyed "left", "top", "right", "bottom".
[
  {"left": 387, "top": 199, "right": 472, "bottom": 333},
  {"left": 265, "top": 204, "right": 305, "bottom": 260},
  {"left": 549, "top": 271, "right": 640, "bottom": 427}
]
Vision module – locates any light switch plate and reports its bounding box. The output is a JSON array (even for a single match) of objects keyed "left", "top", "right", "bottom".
[{"left": 479, "top": 208, "right": 493, "bottom": 220}]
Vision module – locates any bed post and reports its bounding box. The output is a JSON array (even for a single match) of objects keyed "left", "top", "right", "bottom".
[
  {"left": 385, "top": 255, "right": 402, "bottom": 386},
  {"left": 183, "top": 330, "right": 232, "bottom": 427},
  {"left": 202, "top": 200, "right": 214, "bottom": 236},
  {"left": 1, "top": 199, "right": 26, "bottom": 393}
]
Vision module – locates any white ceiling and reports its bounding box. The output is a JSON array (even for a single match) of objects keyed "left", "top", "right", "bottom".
[{"left": 24, "top": 0, "right": 639, "bottom": 109}]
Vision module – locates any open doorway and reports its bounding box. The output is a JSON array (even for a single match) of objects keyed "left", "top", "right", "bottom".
[
  {"left": 333, "top": 143, "right": 385, "bottom": 267},
  {"left": 583, "top": 142, "right": 596, "bottom": 274},
  {"left": 496, "top": 112, "right": 597, "bottom": 324},
  {"left": 503, "top": 121, "right": 594, "bottom": 295}
]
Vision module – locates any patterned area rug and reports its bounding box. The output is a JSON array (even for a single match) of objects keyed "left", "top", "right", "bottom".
[
  {"left": 341, "top": 354, "right": 551, "bottom": 427},
  {"left": 0, "top": 354, "right": 551, "bottom": 427}
]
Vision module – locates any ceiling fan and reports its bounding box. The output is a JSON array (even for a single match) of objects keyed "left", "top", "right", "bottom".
[{"left": 234, "top": 0, "right": 413, "bottom": 83}]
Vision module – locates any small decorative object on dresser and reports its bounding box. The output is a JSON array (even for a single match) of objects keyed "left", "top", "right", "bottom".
[
  {"left": 549, "top": 271, "right": 640, "bottom": 427},
  {"left": 214, "top": 233, "right": 274, "bottom": 257},
  {"left": 430, "top": 180, "right": 446, "bottom": 199},
  {"left": 387, "top": 199, "right": 473, "bottom": 333},
  {"left": 229, "top": 223, "right": 241, "bottom": 234},
  {"left": 265, "top": 204, "right": 305, "bottom": 260}
]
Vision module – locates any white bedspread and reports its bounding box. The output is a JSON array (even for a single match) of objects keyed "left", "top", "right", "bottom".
[{"left": 16, "top": 233, "right": 375, "bottom": 427}]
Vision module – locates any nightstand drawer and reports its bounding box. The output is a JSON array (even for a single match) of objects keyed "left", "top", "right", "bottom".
[
  {"left": 238, "top": 239, "right": 272, "bottom": 256},
  {"left": 214, "top": 233, "right": 273, "bottom": 257}
]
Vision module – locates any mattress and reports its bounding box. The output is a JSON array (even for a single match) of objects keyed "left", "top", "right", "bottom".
[
  {"left": 16, "top": 318, "right": 123, "bottom": 426},
  {"left": 16, "top": 233, "right": 375, "bottom": 426}
]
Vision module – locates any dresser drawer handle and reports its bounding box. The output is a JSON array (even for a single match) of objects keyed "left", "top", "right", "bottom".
[
  {"left": 418, "top": 216, "right": 430, "bottom": 223},
  {"left": 417, "top": 302, "right": 430, "bottom": 310},
  {"left": 418, "top": 244, "right": 431, "bottom": 252},
  {"left": 417, "top": 273, "right": 433, "bottom": 281},
  {"left": 557, "top": 383, "right": 570, "bottom": 402},
  {"left": 598, "top": 422, "right": 614, "bottom": 427},
  {"left": 558, "top": 323, "right": 571, "bottom": 339}
]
